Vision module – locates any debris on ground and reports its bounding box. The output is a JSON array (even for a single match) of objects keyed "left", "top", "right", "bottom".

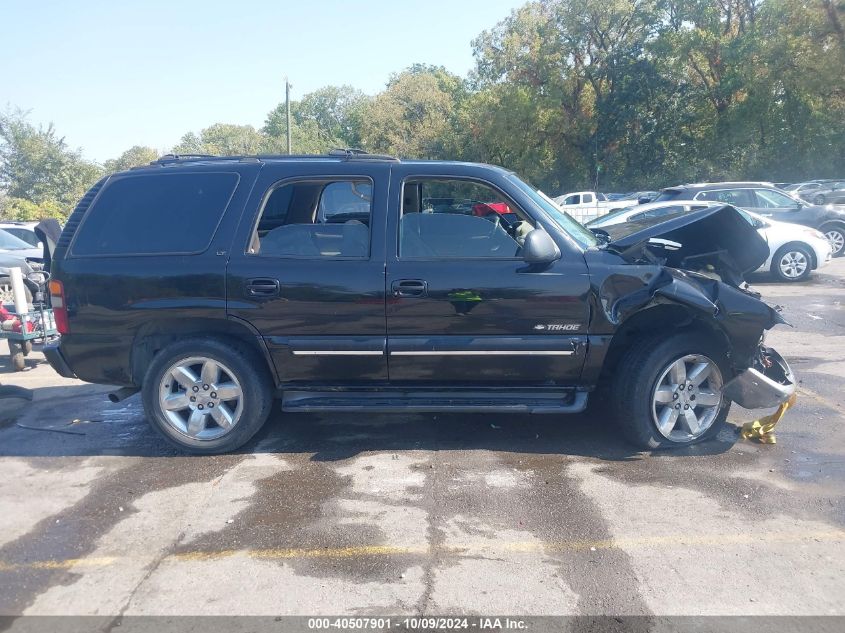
[{"left": 740, "top": 392, "right": 798, "bottom": 444}]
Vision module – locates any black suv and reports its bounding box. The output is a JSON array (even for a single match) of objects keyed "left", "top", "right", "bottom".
[
  {"left": 44, "top": 153, "right": 795, "bottom": 454},
  {"left": 653, "top": 182, "right": 845, "bottom": 257}
]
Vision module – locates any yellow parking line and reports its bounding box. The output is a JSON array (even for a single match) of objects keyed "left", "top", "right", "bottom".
[{"left": 2, "top": 530, "right": 843, "bottom": 572}]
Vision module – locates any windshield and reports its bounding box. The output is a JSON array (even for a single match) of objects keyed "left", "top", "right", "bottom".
[
  {"left": 506, "top": 174, "right": 598, "bottom": 248},
  {"left": 0, "top": 228, "right": 33, "bottom": 251},
  {"left": 587, "top": 206, "right": 635, "bottom": 226}
]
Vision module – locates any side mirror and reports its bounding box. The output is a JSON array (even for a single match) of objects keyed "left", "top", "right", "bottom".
[{"left": 522, "top": 229, "right": 561, "bottom": 264}]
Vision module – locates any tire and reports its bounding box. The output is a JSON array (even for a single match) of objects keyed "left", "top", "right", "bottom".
[
  {"left": 814, "top": 194, "right": 826, "bottom": 205},
  {"left": 611, "top": 332, "right": 731, "bottom": 450},
  {"left": 821, "top": 224, "right": 845, "bottom": 257},
  {"left": 141, "top": 337, "right": 274, "bottom": 454},
  {"left": 9, "top": 340, "right": 26, "bottom": 372},
  {"left": 0, "top": 277, "right": 32, "bottom": 308},
  {"left": 771, "top": 244, "right": 813, "bottom": 282}
]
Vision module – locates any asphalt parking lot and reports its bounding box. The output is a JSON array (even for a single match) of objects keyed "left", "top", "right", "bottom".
[{"left": 1, "top": 259, "right": 843, "bottom": 619}]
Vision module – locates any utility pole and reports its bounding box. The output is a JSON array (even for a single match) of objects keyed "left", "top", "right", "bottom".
[{"left": 285, "top": 77, "right": 292, "bottom": 155}]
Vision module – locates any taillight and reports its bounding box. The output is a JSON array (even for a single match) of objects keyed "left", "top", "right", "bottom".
[{"left": 49, "top": 280, "right": 70, "bottom": 335}]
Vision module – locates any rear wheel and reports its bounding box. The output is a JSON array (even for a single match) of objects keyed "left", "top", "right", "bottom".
[
  {"left": 8, "top": 340, "right": 26, "bottom": 372},
  {"left": 612, "top": 332, "right": 731, "bottom": 450},
  {"left": 822, "top": 225, "right": 845, "bottom": 257},
  {"left": 141, "top": 338, "right": 274, "bottom": 454},
  {"left": 771, "top": 244, "right": 813, "bottom": 282}
]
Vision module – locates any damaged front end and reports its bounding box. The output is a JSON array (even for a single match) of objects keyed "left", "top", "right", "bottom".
[
  {"left": 598, "top": 204, "right": 796, "bottom": 410},
  {"left": 722, "top": 346, "right": 795, "bottom": 409}
]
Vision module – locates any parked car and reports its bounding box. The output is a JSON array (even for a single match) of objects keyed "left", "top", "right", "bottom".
[
  {"left": 652, "top": 182, "right": 845, "bottom": 257},
  {"left": 742, "top": 211, "right": 832, "bottom": 282},
  {"left": 0, "top": 229, "right": 44, "bottom": 305},
  {"left": 586, "top": 201, "right": 715, "bottom": 229},
  {"left": 782, "top": 180, "right": 834, "bottom": 199},
  {"left": 44, "top": 153, "right": 794, "bottom": 454},
  {"left": 804, "top": 180, "right": 845, "bottom": 206},
  {"left": 0, "top": 221, "right": 42, "bottom": 249},
  {"left": 551, "top": 190, "right": 630, "bottom": 222},
  {"left": 589, "top": 202, "right": 831, "bottom": 281},
  {"left": 620, "top": 190, "right": 659, "bottom": 204}
]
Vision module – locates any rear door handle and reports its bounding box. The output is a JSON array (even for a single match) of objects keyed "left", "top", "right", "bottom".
[
  {"left": 391, "top": 279, "right": 428, "bottom": 297},
  {"left": 246, "top": 278, "right": 280, "bottom": 297}
]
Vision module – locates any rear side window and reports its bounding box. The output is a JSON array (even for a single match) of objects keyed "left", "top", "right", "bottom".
[{"left": 72, "top": 172, "right": 239, "bottom": 256}]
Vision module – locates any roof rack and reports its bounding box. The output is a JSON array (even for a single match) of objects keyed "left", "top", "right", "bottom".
[{"left": 148, "top": 150, "right": 399, "bottom": 166}]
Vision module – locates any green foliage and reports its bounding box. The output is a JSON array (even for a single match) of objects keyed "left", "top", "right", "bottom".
[
  {"left": 0, "top": 108, "right": 102, "bottom": 219},
  {"left": 1, "top": 196, "right": 65, "bottom": 222},
  {"left": 103, "top": 145, "right": 159, "bottom": 173},
  {"left": 172, "top": 123, "right": 270, "bottom": 156},
  {"left": 356, "top": 67, "right": 465, "bottom": 158}
]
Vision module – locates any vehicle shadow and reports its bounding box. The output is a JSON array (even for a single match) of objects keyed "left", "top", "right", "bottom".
[{"left": 0, "top": 383, "right": 740, "bottom": 461}]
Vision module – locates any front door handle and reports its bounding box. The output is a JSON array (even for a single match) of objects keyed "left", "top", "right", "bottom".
[
  {"left": 392, "top": 279, "right": 428, "bottom": 297},
  {"left": 246, "top": 277, "right": 280, "bottom": 297}
]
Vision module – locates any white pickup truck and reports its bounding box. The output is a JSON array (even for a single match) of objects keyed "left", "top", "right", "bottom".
[{"left": 552, "top": 191, "right": 631, "bottom": 223}]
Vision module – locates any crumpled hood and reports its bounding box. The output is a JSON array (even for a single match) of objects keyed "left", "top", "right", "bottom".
[{"left": 600, "top": 204, "right": 770, "bottom": 284}]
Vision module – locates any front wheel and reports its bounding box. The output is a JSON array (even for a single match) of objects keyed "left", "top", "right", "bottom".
[
  {"left": 814, "top": 194, "right": 826, "bottom": 205},
  {"left": 771, "top": 244, "right": 813, "bottom": 282},
  {"left": 612, "top": 333, "right": 731, "bottom": 450},
  {"left": 141, "top": 338, "right": 274, "bottom": 454}
]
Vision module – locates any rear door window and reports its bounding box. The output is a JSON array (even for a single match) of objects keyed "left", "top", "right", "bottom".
[
  {"left": 72, "top": 172, "right": 239, "bottom": 256},
  {"left": 251, "top": 179, "right": 372, "bottom": 258}
]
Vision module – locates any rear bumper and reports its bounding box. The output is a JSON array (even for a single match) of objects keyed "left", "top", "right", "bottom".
[
  {"left": 722, "top": 347, "right": 795, "bottom": 409},
  {"left": 44, "top": 341, "right": 77, "bottom": 379}
]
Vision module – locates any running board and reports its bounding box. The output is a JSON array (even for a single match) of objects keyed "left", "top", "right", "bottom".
[{"left": 281, "top": 390, "right": 588, "bottom": 414}]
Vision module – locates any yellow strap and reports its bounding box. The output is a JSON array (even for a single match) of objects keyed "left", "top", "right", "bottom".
[{"left": 740, "top": 392, "right": 797, "bottom": 444}]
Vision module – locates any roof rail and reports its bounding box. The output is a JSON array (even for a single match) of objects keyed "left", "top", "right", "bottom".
[
  {"left": 147, "top": 150, "right": 400, "bottom": 166},
  {"left": 150, "top": 153, "right": 220, "bottom": 165}
]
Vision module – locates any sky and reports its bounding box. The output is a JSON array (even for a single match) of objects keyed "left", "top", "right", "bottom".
[{"left": 1, "top": 0, "right": 522, "bottom": 163}]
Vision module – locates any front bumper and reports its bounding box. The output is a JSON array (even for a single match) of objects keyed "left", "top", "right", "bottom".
[
  {"left": 44, "top": 340, "right": 77, "bottom": 379},
  {"left": 722, "top": 347, "right": 795, "bottom": 409}
]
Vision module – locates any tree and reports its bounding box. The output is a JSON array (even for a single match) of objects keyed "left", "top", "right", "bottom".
[
  {"left": 263, "top": 85, "right": 369, "bottom": 153},
  {"left": 0, "top": 108, "right": 102, "bottom": 209},
  {"left": 356, "top": 66, "right": 464, "bottom": 158},
  {"left": 103, "top": 145, "right": 159, "bottom": 173},
  {"left": 172, "top": 123, "right": 270, "bottom": 155}
]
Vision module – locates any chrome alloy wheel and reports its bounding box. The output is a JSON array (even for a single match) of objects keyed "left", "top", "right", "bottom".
[
  {"left": 158, "top": 356, "right": 244, "bottom": 440},
  {"left": 825, "top": 229, "right": 845, "bottom": 256},
  {"left": 778, "top": 250, "right": 809, "bottom": 279},
  {"left": 651, "top": 354, "right": 723, "bottom": 442}
]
